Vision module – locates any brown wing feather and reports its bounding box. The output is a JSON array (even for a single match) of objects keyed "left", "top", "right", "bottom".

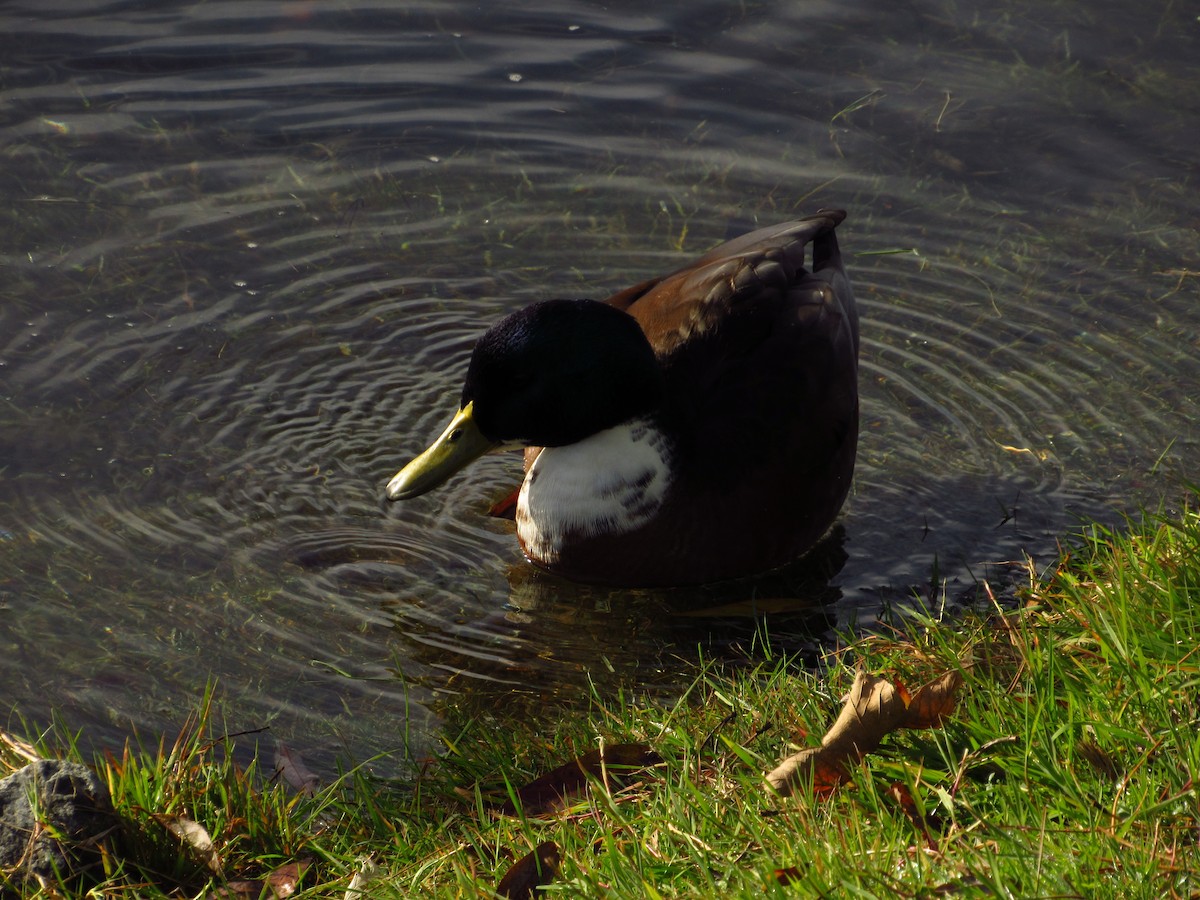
[{"left": 602, "top": 210, "right": 850, "bottom": 359}]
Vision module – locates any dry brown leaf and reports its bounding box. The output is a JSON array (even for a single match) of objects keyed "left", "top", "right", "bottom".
[
  {"left": 1076, "top": 738, "right": 1121, "bottom": 780},
  {"left": 500, "top": 743, "right": 660, "bottom": 817},
  {"left": 265, "top": 859, "right": 310, "bottom": 896},
  {"left": 774, "top": 865, "right": 803, "bottom": 885},
  {"left": 214, "top": 860, "right": 311, "bottom": 899},
  {"left": 766, "top": 671, "right": 906, "bottom": 797},
  {"left": 763, "top": 745, "right": 845, "bottom": 798},
  {"left": 766, "top": 667, "right": 964, "bottom": 798},
  {"left": 214, "top": 880, "right": 261, "bottom": 898},
  {"left": 274, "top": 740, "right": 320, "bottom": 796},
  {"left": 496, "top": 841, "right": 560, "bottom": 899},
  {"left": 901, "top": 670, "right": 964, "bottom": 729},
  {"left": 886, "top": 781, "right": 939, "bottom": 850},
  {"left": 153, "top": 813, "right": 223, "bottom": 876}
]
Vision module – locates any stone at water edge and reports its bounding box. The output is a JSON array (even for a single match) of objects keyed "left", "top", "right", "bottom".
[{"left": 0, "top": 759, "right": 119, "bottom": 887}]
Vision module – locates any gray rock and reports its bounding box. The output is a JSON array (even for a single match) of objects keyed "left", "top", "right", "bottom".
[{"left": 0, "top": 759, "right": 119, "bottom": 890}]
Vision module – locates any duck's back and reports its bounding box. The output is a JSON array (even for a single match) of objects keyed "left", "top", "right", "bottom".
[{"left": 538, "top": 211, "right": 859, "bottom": 585}]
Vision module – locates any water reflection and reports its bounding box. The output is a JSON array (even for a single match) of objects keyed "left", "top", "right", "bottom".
[{"left": 0, "top": 0, "right": 1197, "bottom": 770}]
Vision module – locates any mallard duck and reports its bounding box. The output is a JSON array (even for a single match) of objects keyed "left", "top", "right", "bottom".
[{"left": 386, "top": 209, "right": 858, "bottom": 586}]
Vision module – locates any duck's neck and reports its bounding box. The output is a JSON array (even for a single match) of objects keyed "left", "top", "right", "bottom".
[{"left": 515, "top": 417, "right": 673, "bottom": 564}]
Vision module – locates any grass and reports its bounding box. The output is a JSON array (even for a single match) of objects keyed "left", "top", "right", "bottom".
[{"left": 4, "top": 499, "right": 1200, "bottom": 898}]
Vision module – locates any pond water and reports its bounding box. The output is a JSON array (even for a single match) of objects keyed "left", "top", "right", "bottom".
[{"left": 2, "top": 0, "right": 1197, "bottom": 771}]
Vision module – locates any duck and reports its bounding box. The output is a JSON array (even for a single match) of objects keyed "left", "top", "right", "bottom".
[{"left": 385, "top": 209, "right": 859, "bottom": 587}]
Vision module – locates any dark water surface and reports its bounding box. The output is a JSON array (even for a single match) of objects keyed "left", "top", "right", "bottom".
[{"left": 2, "top": 0, "right": 1197, "bottom": 769}]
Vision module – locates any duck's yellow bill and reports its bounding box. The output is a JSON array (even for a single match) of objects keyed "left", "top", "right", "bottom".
[{"left": 385, "top": 401, "right": 498, "bottom": 501}]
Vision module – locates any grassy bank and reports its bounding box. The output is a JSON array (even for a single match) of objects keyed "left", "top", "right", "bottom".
[{"left": 4, "top": 501, "right": 1199, "bottom": 898}]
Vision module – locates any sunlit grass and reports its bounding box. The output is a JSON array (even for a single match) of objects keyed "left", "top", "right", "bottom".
[{"left": 4, "top": 496, "right": 1200, "bottom": 896}]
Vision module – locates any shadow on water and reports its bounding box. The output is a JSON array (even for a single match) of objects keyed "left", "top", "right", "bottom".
[{"left": 1, "top": 0, "right": 1198, "bottom": 770}]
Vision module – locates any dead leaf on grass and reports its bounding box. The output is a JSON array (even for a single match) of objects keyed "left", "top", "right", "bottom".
[
  {"left": 899, "top": 669, "right": 963, "bottom": 729},
  {"left": 500, "top": 743, "right": 661, "bottom": 817},
  {"left": 214, "top": 880, "right": 262, "bottom": 899},
  {"left": 886, "top": 781, "right": 940, "bottom": 850},
  {"left": 274, "top": 740, "right": 320, "bottom": 796},
  {"left": 774, "top": 865, "right": 803, "bottom": 885},
  {"left": 766, "top": 668, "right": 964, "bottom": 798},
  {"left": 153, "top": 813, "right": 223, "bottom": 876},
  {"left": 496, "top": 841, "right": 560, "bottom": 899},
  {"left": 265, "top": 860, "right": 310, "bottom": 897},
  {"left": 1076, "top": 737, "right": 1121, "bottom": 780},
  {"left": 213, "top": 859, "right": 311, "bottom": 899}
]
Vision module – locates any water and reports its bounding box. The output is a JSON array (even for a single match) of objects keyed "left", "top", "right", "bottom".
[{"left": 2, "top": 0, "right": 1197, "bottom": 770}]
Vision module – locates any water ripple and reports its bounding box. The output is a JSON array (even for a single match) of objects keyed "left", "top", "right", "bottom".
[{"left": 1, "top": 0, "right": 1196, "bottom": 765}]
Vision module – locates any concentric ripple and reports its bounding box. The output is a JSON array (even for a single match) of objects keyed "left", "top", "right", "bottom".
[{"left": 1, "top": 0, "right": 1197, "bottom": 768}]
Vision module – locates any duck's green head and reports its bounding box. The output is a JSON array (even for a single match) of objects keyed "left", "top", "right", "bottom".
[{"left": 386, "top": 299, "right": 662, "bottom": 501}]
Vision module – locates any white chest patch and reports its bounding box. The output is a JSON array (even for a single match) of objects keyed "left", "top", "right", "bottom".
[{"left": 516, "top": 418, "right": 673, "bottom": 564}]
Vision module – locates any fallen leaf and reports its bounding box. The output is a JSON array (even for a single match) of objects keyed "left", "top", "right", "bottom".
[
  {"left": 265, "top": 859, "right": 311, "bottom": 896},
  {"left": 766, "top": 671, "right": 906, "bottom": 797},
  {"left": 930, "top": 875, "right": 986, "bottom": 894},
  {"left": 886, "top": 782, "right": 938, "bottom": 850},
  {"left": 1076, "top": 738, "right": 1121, "bottom": 780},
  {"left": 153, "top": 813, "right": 223, "bottom": 876},
  {"left": 901, "top": 670, "right": 963, "bottom": 729},
  {"left": 500, "top": 743, "right": 661, "bottom": 817},
  {"left": 214, "top": 880, "right": 262, "bottom": 898},
  {"left": 274, "top": 740, "right": 320, "bottom": 796},
  {"left": 213, "top": 860, "right": 311, "bottom": 899},
  {"left": 774, "top": 866, "right": 803, "bottom": 885},
  {"left": 496, "top": 841, "right": 560, "bottom": 899},
  {"left": 765, "top": 667, "right": 964, "bottom": 798},
  {"left": 763, "top": 745, "right": 848, "bottom": 799}
]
